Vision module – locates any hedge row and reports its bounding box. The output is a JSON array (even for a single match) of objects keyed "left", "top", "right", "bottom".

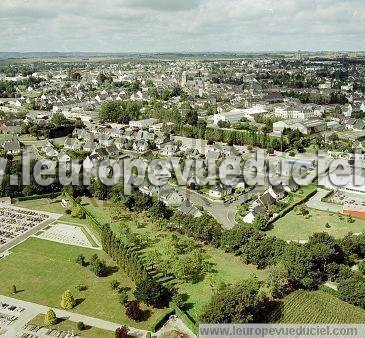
[
  {"left": 64, "top": 193, "right": 103, "bottom": 234},
  {"left": 269, "top": 187, "right": 317, "bottom": 225},
  {"left": 148, "top": 308, "right": 174, "bottom": 333},
  {"left": 17, "top": 192, "right": 61, "bottom": 201},
  {"left": 170, "top": 302, "right": 198, "bottom": 335}
]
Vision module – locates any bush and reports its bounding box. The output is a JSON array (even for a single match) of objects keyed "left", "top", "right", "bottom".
[
  {"left": 71, "top": 204, "right": 86, "bottom": 219},
  {"left": 75, "top": 284, "right": 87, "bottom": 291},
  {"left": 89, "top": 255, "right": 108, "bottom": 277},
  {"left": 119, "top": 290, "right": 129, "bottom": 306},
  {"left": 77, "top": 321, "right": 85, "bottom": 331},
  {"left": 75, "top": 254, "right": 85, "bottom": 266},
  {"left": 358, "top": 261, "right": 365, "bottom": 275},
  {"left": 110, "top": 279, "right": 120, "bottom": 290},
  {"left": 44, "top": 308, "right": 57, "bottom": 326},
  {"left": 125, "top": 300, "right": 143, "bottom": 321},
  {"left": 65, "top": 209, "right": 71, "bottom": 215},
  {"left": 115, "top": 325, "right": 129, "bottom": 338},
  {"left": 60, "top": 290, "right": 76, "bottom": 310}
]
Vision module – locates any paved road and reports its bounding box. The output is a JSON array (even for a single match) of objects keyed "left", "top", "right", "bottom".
[
  {"left": 306, "top": 188, "right": 342, "bottom": 213},
  {"left": 0, "top": 295, "right": 146, "bottom": 337},
  {"left": 178, "top": 186, "right": 266, "bottom": 229}
]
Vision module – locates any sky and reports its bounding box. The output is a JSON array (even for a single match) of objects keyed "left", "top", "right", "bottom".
[{"left": 1, "top": 0, "right": 365, "bottom": 52}]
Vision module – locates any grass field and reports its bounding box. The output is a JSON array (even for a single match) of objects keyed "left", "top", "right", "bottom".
[
  {"left": 268, "top": 208, "right": 365, "bottom": 240},
  {"left": 0, "top": 237, "right": 169, "bottom": 329},
  {"left": 81, "top": 197, "right": 268, "bottom": 322},
  {"left": 16, "top": 198, "right": 90, "bottom": 226},
  {"left": 28, "top": 314, "right": 114, "bottom": 338},
  {"left": 269, "top": 290, "right": 365, "bottom": 323}
]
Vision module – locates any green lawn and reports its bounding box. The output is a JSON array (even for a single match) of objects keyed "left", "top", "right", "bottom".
[
  {"left": 0, "top": 238, "right": 168, "bottom": 329},
  {"left": 16, "top": 198, "right": 90, "bottom": 226},
  {"left": 269, "top": 290, "right": 365, "bottom": 323},
  {"left": 28, "top": 314, "right": 114, "bottom": 338},
  {"left": 179, "top": 246, "right": 267, "bottom": 320},
  {"left": 81, "top": 197, "right": 268, "bottom": 322},
  {"left": 268, "top": 208, "right": 365, "bottom": 240}
]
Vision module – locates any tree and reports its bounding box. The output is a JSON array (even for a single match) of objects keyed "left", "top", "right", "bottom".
[
  {"left": 125, "top": 300, "right": 143, "bottom": 321},
  {"left": 183, "top": 103, "right": 198, "bottom": 126},
  {"left": 99, "top": 100, "right": 141, "bottom": 124},
  {"left": 173, "top": 250, "right": 209, "bottom": 282},
  {"left": 77, "top": 321, "right": 85, "bottom": 331},
  {"left": 111, "top": 182, "right": 125, "bottom": 203},
  {"left": 200, "top": 277, "right": 266, "bottom": 323},
  {"left": 149, "top": 199, "right": 171, "bottom": 219},
  {"left": 253, "top": 213, "right": 270, "bottom": 230},
  {"left": 44, "top": 308, "right": 57, "bottom": 326},
  {"left": 115, "top": 325, "right": 129, "bottom": 338},
  {"left": 339, "top": 273, "right": 365, "bottom": 309},
  {"left": 51, "top": 113, "right": 69, "bottom": 127},
  {"left": 90, "top": 256, "right": 108, "bottom": 277},
  {"left": 267, "top": 263, "right": 289, "bottom": 299},
  {"left": 282, "top": 242, "right": 317, "bottom": 289},
  {"left": 134, "top": 277, "right": 171, "bottom": 308},
  {"left": 90, "top": 178, "right": 111, "bottom": 200},
  {"left": 60, "top": 290, "right": 76, "bottom": 310}
]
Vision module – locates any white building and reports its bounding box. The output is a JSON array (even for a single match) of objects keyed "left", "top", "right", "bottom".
[
  {"left": 274, "top": 104, "right": 323, "bottom": 120},
  {"left": 213, "top": 105, "right": 267, "bottom": 125},
  {"left": 129, "top": 118, "right": 158, "bottom": 130}
]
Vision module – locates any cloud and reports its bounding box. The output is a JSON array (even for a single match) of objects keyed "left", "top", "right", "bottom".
[
  {"left": 0, "top": 0, "right": 364, "bottom": 52},
  {"left": 122, "top": 0, "right": 202, "bottom": 11}
]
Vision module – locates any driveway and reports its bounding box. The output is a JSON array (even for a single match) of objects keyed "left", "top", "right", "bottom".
[{"left": 177, "top": 186, "right": 266, "bottom": 229}]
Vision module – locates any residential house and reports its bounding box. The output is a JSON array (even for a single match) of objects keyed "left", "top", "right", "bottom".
[
  {"left": 208, "top": 183, "right": 233, "bottom": 199},
  {"left": 133, "top": 139, "right": 149, "bottom": 152},
  {"left": 161, "top": 142, "right": 179, "bottom": 156},
  {"left": 178, "top": 199, "right": 203, "bottom": 218}
]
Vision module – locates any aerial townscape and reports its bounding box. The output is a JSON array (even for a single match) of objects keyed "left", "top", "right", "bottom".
[{"left": 2, "top": 1, "right": 365, "bottom": 338}]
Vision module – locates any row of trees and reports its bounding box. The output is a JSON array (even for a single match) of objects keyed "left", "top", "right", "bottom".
[
  {"left": 100, "top": 224, "right": 172, "bottom": 308},
  {"left": 175, "top": 124, "right": 288, "bottom": 150}
]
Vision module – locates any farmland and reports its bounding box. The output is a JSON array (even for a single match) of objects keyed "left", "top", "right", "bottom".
[{"left": 269, "top": 290, "right": 365, "bottom": 323}]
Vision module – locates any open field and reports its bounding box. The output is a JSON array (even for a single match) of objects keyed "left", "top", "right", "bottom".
[
  {"left": 82, "top": 197, "right": 268, "bottom": 322},
  {"left": 28, "top": 314, "right": 114, "bottom": 338},
  {"left": 0, "top": 237, "right": 169, "bottom": 329},
  {"left": 269, "top": 290, "right": 365, "bottom": 323},
  {"left": 15, "top": 197, "right": 104, "bottom": 239},
  {"left": 268, "top": 208, "right": 365, "bottom": 240},
  {"left": 16, "top": 198, "right": 89, "bottom": 226}
]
